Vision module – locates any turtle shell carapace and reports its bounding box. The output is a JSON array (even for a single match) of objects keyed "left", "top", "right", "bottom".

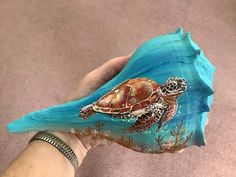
[
  {"left": 80, "top": 77, "right": 187, "bottom": 132},
  {"left": 94, "top": 78, "right": 160, "bottom": 114}
]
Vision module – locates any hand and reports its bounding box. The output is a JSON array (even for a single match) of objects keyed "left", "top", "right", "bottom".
[
  {"left": 66, "top": 53, "right": 132, "bottom": 101},
  {"left": 49, "top": 53, "right": 133, "bottom": 162},
  {"left": 1, "top": 53, "right": 132, "bottom": 177}
]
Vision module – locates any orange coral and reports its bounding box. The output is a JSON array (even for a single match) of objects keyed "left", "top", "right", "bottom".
[
  {"left": 154, "top": 121, "right": 193, "bottom": 153},
  {"left": 75, "top": 120, "right": 193, "bottom": 154},
  {"left": 75, "top": 121, "right": 115, "bottom": 141},
  {"left": 94, "top": 121, "right": 105, "bottom": 133},
  {"left": 116, "top": 135, "right": 134, "bottom": 148}
]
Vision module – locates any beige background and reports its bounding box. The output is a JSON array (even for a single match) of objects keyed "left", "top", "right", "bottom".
[{"left": 0, "top": 0, "right": 236, "bottom": 176}]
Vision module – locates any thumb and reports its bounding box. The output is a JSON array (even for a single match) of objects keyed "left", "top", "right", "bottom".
[{"left": 95, "top": 52, "right": 134, "bottom": 82}]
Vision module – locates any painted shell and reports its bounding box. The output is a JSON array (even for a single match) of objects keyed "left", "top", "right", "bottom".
[
  {"left": 7, "top": 28, "right": 215, "bottom": 154},
  {"left": 80, "top": 77, "right": 187, "bottom": 132}
]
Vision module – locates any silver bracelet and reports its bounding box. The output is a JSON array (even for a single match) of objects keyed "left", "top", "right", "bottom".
[{"left": 29, "top": 131, "right": 79, "bottom": 169}]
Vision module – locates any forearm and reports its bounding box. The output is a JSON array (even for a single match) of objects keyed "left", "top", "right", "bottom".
[{"left": 1, "top": 132, "right": 88, "bottom": 177}]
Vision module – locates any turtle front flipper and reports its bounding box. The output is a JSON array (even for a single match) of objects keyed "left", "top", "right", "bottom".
[
  {"left": 126, "top": 101, "right": 168, "bottom": 133},
  {"left": 126, "top": 113, "right": 159, "bottom": 133},
  {"left": 156, "top": 103, "right": 178, "bottom": 131}
]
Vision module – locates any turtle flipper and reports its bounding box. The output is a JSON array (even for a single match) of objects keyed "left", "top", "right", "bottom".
[
  {"left": 80, "top": 104, "right": 96, "bottom": 119},
  {"left": 157, "top": 122, "right": 163, "bottom": 131},
  {"left": 156, "top": 103, "right": 177, "bottom": 131},
  {"left": 127, "top": 112, "right": 161, "bottom": 132},
  {"left": 127, "top": 100, "right": 168, "bottom": 133}
]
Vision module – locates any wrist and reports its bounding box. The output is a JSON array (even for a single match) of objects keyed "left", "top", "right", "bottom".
[{"left": 49, "top": 131, "right": 89, "bottom": 163}]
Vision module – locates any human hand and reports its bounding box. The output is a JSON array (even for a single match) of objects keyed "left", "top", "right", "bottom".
[
  {"left": 49, "top": 53, "right": 133, "bottom": 161},
  {"left": 66, "top": 53, "right": 132, "bottom": 102}
]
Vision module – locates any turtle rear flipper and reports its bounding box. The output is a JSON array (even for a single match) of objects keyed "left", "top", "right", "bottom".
[{"left": 79, "top": 104, "right": 95, "bottom": 119}]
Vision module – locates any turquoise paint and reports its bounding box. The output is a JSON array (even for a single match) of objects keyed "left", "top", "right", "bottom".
[{"left": 7, "top": 28, "right": 215, "bottom": 153}]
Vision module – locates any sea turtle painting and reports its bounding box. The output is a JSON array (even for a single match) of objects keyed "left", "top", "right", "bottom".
[{"left": 80, "top": 77, "right": 187, "bottom": 133}]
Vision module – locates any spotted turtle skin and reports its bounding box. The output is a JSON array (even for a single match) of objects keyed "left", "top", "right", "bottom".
[{"left": 80, "top": 77, "right": 187, "bottom": 133}]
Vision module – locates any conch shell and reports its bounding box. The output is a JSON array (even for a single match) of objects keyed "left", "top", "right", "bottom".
[{"left": 7, "top": 28, "right": 215, "bottom": 154}]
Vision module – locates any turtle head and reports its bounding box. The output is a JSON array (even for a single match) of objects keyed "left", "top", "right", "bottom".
[{"left": 161, "top": 77, "right": 187, "bottom": 97}]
